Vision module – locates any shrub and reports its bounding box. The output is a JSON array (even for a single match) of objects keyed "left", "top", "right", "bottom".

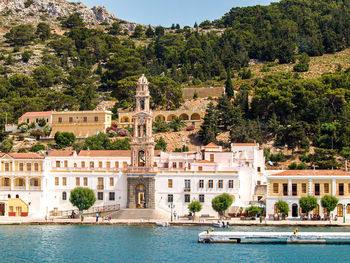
[
  {"left": 186, "top": 125, "right": 195, "bottom": 131},
  {"left": 153, "top": 119, "right": 169, "bottom": 133},
  {"left": 21, "top": 51, "right": 33, "bottom": 62},
  {"left": 117, "top": 128, "right": 130, "bottom": 137},
  {"left": 276, "top": 200, "right": 289, "bottom": 216},
  {"left": 247, "top": 205, "right": 261, "bottom": 217},
  {"left": 18, "top": 123, "right": 29, "bottom": 133},
  {"left": 288, "top": 162, "right": 298, "bottom": 170},
  {"left": 155, "top": 137, "right": 167, "bottom": 151},
  {"left": 18, "top": 148, "right": 28, "bottom": 153},
  {"left": 30, "top": 144, "right": 45, "bottom": 152},
  {"left": 38, "top": 118, "right": 46, "bottom": 127},
  {"left": 30, "top": 129, "right": 45, "bottom": 140},
  {"left": 293, "top": 63, "right": 309, "bottom": 72}
]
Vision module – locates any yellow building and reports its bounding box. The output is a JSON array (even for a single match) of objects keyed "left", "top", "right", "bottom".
[
  {"left": 50, "top": 110, "right": 112, "bottom": 138},
  {"left": 0, "top": 153, "right": 45, "bottom": 217},
  {"left": 267, "top": 170, "right": 350, "bottom": 219},
  {"left": 17, "top": 111, "right": 54, "bottom": 125}
]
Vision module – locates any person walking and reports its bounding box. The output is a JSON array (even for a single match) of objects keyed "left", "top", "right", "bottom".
[{"left": 96, "top": 212, "right": 100, "bottom": 222}]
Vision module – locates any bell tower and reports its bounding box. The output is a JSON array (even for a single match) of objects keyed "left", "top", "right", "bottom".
[{"left": 127, "top": 74, "right": 156, "bottom": 209}]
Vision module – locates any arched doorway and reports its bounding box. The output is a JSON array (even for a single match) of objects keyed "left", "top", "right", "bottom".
[
  {"left": 136, "top": 184, "right": 146, "bottom": 208},
  {"left": 292, "top": 203, "right": 298, "bottom": 217}
]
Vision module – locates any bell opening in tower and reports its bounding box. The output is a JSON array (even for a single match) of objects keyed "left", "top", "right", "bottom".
[{"left": 138, "top": 150, "right": 146, "bottom": 167}]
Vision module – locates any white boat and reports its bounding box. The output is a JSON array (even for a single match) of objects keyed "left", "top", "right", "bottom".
[
  {"left": 212, "top": 221, "right": 229, "bottom": 228},
  {"left": 156, "top": 222, "right": 170, "bottom": 227}
]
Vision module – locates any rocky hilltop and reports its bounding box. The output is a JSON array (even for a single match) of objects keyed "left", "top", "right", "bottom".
[{"left": 0, "top": 0, "right": 117, "bottom": 26}]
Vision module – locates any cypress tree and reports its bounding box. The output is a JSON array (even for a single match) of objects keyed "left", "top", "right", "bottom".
[
  {"left": 199, "top": 102, "right": 219, "bottom": 145},
  {"left": 225, "top": 69, "right": 234, "bottom": 98}
]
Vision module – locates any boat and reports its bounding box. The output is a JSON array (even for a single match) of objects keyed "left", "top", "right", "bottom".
[
  {"left": 212, "top": 221, "right": 229, "bottom": 228},
  {"left": 156, "top": 222, "right": 170, "bottom": 227}
]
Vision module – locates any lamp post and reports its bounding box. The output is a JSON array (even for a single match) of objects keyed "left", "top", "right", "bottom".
[{"left": 169, "top": 203, "right": 175, "bottom": 222}]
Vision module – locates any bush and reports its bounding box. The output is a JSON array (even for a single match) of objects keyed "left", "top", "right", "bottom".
[
  {"left": 155, "top": 137, "right": 167, "bottom": 151},
  {"left": 30, "top": 144, "right": 45, "bottom": 152},
  {"left": 54, "top": 132, "right": 76, "bottom": 148},
  {"left": 24, "top": 0, "right": 34, "bottom": 8},
  {"left": 18, "top": 123, "right": 29, "bottom": 133},
  {"left": 17, "top": 148, "right": 28, "bottom": 153},
  {"left": 269, "top": 152, "right": 285, "bottom": 162},
  {"left": 239, "top": 68, "right": 252, "bottom": 79},
  {"left": 21, "top": 51, "right": 33, "bottom": 62},
  {"left": 0, "top": 139, "right": 13, "bottom": 152},
  {"left": 153, "top": 119, "right": 169, "bottom": 133},
  {"left": 117, "top": 128, "right": 130, "bottom": 137},
  {"left": 247, "top": 205, "right": 261, "bottom": 217},
  {"left": 18, "top": 135, "right": 24, "bottom": 141},
  {"left": 169, "top": 117, "right": 185, "bottom": 132},
  {"left": 288, "top": 162, "right": 298, "bottom": 170},
  {"left": 29, "top": 122, "right": 36, "bottom": 129},
  {"left": 293, "top": 63, "right": 309, "bottom": 72},
  {"left": 38, "top": 118, "right": 46, "bottom": 127},
  {"left": 30, "top": 129, "right": 45, "bottom": 140},
  {"left": 186, "top": 125, "right": 195, "bottom": 131}
]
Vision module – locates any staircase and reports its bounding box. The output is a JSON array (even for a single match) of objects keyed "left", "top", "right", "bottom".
[{"left": 109, "top": 209, "right": 169, "bottom": 220}]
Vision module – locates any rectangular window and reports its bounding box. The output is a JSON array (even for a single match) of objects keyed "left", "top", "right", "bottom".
[
  {"left": 302, "top": 183, "right": 307, "bottom": 193},
  {"left": 109, "top": 192, "right": 115, "bottom": 201},
  {"left": 81, "top": 161, "right": 85, "bottom": 168},
  {"left": 58, "top": 117, "right": 62, "bottom": 123},
  {"left": 283, "top": 184, "right": 288, "bottom": 196},
  {"left": 62, "top": 177, "right": 67, "bottom": 186},
  {"left": 208, "top": 180, "right": 213, "bottom": 188},
  {"left": 228, "top": 180, "right": 234, "bottom": 188},
  {"left": 188, "top": 163, "right": 191, "bottom": 170},
  {"left": 325, "top": 183, "right": 330, "bottom": 194},
  {"left": 218, "top": 180, "right": 223, "bottom": 188},
  {"left": 173, "top": 162, "right": 177, "bottom": 168},
  {"left": 339, "top": 183, "right": 344, "bottom": 196},
  {"left": 106, "top": 162, "right": 110, "bottom": 169},
  {"left": 123, "top": 162, "right": 128, "bottom": 169},
  {"left": 55, "top": 177, "right": 59, "bottom": 186},
  {"left": 26, "top": 163, "right": 31, "bottom": 171},
  {"left": 257, "top": 167, "right": 261, "bottom": 172},
  {"left": 168, "top": 194, "right": 173, "bottom": 203},
  {"left": 83, "top": 117, "right": 87, "bottom": 122},
  {"left": 64, "top": 160, "right": 68, "bottom": 168},
  {"left": 110, "top": 177, "right": 114, "bottom": 186},
  {"left": 210, "top": 154, "right": 214, "bottom": 162},
  {"left": 179, "top": 162, "right": 183, "bottom": 168},
  {"left": 291, "top": 184, "right": 297, "bottom": 196},
  {"left": 273, "top": 183, "right": 278, "bottom": 194},
  {"left": 19, "top": 163, "right": 24, "bottom": 172},
  {"left": 69, "top": 117, "right": 73, "bottom": 123},
  {"left": 84, "top": 177, "right": 88, "bottom": 186},
  {"left": 90, "top": 162, "right": 94, "bottom": 168},
  {"left": 56, "top": 161, "right": 60, "bottom": 168},
  {"left": 184, "top": 194, "right": 190, "bottom": 203},
  {"left": 98, "top": 177, "right": 104, "bottom": 190},
  {"left": 4, "top": 163, "right": 9, "bottom": 172},
  {"left": 34, "top": 163, "right": 39, "bottom": 172},
  {"left": 98, "top": 192, "right": 103, "bottom": 200},
  {"left": 115, "top": 162, "right": 119, "bottom": 168},
  {"left": 168, "top": 179, "right": 173, "bottom": 188},
  {"left": 184, "top": 179, "right": 191, "bottom": 191},
  {"left": 199, "top": 180, "right": 204, "bottom": 188},
  {"left": 199, "top": 194, "right": 205, "bottom": 203},
  {"left": 315, "top": 183, "right": 320, "bottom": 196},
  {"left": 94, "top": 116, "right": 99, "bottom": 122},
  {"left": 76, "top": 177, "right": 80, "bottom": 186},
  {"left": 99, "top": 161, "right": 103, "bottom": 168},
  {"left": 198, "top": 166, "right": 203, "bottom": 171}
]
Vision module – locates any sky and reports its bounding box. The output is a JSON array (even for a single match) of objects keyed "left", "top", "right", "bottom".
[{"left": 72, "top": 0, "right": 276, "bottom": 27}]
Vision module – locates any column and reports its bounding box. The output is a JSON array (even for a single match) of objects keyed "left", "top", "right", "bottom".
[
  {"left": 288, "top": 178, "right": 292, "bottom": 197},
  {"left": 10, "top": 176, "right": 14, "bottom": 191},
  {"left": 266, "top": 179, "right": 270, "bottom": 196},
  {"left": 26, "top": 176, "right": 29, "bottom": 190},
  {"left": 308, "top": 179, "right": 313, "bottom": 195},
  {"left": 332, "top": 178, "right": 336, "bottom": 196}
]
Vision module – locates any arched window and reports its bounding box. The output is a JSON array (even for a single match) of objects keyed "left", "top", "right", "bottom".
[
  {"left": 16, "top": 194, "right": 19, "bottom": 198},
  {"left": 179, "top": 113, "right": 189, "bottom": 121},
  {"left": 62, "top": 192, "right": 67, "bottom": 201},
  {"left": 138, "top": 150, "right": 145, "bottom": 167},
  {"left": 8, "top": 194, "right": 11, "bottom": 198},
  {"left": 140, "top": 99, "right": 145, "bottom": 110}
]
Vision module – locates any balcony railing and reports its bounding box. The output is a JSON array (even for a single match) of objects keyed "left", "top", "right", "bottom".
[
  {"left": 97, "top": 185, "right": 104, "bottom": 190},
  {"left": 184, "top": 187, "right": 191, "bottom": 192},
  {"left": 14, "top": 186, "right": 25, "bottom": 190},
  {"left": 30, "top": 186, "right": 41, "bottom": 190},
  {"left": 0, "top": 186, "right": 10, "bottom": 190}
]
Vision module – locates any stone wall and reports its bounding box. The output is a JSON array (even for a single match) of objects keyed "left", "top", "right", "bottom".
[{"left": 127, "top": 176, "right": 156, "bottom": 209}]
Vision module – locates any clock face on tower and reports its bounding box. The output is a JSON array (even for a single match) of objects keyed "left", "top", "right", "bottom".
[{"left": 139, "top": 118, "right": 145, "bottom": 124}]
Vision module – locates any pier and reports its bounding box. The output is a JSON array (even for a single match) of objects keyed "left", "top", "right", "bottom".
[{"left": 198, "top": 231, "right": 350, "bottom": 244}]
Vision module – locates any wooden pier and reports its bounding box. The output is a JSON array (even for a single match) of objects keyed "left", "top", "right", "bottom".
[{"left": 198, "top": 231, "right": 350, "bottom": 244}]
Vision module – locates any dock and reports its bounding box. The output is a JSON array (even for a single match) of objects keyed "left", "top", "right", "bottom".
[{"left": 198, "top": 231, "right": 350, "bottom": 244}]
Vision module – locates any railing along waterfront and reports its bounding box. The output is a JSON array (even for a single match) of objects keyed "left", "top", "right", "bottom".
[{"left": 51, "top": 204, "right": 120, "bottom": 217}]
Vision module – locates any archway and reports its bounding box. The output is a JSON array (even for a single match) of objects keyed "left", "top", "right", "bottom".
[
  {"left": 30, "top": 178, "right": 41, "bottom": 190},
  {"left": 138, "top": 150, "right": 145, "bottom": 167},
  {"left": 167, "top": 114, "right": 177, "bottom": 121},
  {"left": 14, "top": 178, "right": 25, "bottom": 190},
  {"left": 179, "top": 113, "right": 189, "bottom": 121},
  {"left": 191, "top": 113, "right": 201, "bottom": 120},
  {"left": 136, "top": 184, "right": 146, "bottom": 208},
  {"left": 155, "top": 115, "right": 165, "bottom": 121},
  {"left": 292, "top": 204, "right": 298, "bottom": 217}
]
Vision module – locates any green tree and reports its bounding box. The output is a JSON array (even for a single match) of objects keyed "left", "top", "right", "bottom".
[
  {"left": 169, "top": 117, "right": 185, "bottom": 132},
  {"left": 299, "top": 196, "right": 318, "bottom": 217},
  {"left": 188, "top": 200, "right": 202, "bottom": 219},
  {"left": 145, "top": 25, "right": 154, "bottom": 38},
  {"left": 21, "top": 51, "right": 33, "bottom": 63},
  {"left": 38, "top": 118, "right": 46, "bottom": 127},
  {"left": 30, "top": 144, "right": 45, "bottom": 152},
  {"left": 54, "top": 132, "right": 76, "bottom": 148},
  {"left": 32, "top": 66, "right": 55, "bottom": 88},
  {"left": 199, "top": 102, "right": 218, "bottom": 144},
  {"left": 132, "top": 25, "right": 144, "bottom": 38},
  {"left": 153, "top": 119, "right": 169, "bottom": 133},
  {"left": 0, "top": 138, "right": 13, "bottom": 152},
  {"left": 61, "top": 13, "right": 85, "bottom": 28},
  {"left": 155, "top": 137, "right": 167, "bottom": 151},
  {"left": 211, "top": 193, "right": 233, "bottom": 217},
  {"left": 247, "top": 205, "right": 261, "bottom": 217},
  {"left": 225, "top": 69, "right": 234, "bottom": 98},
  {"left": 69, "top": 187, "right": 96, "bottom": 221},
  {"left": 321, "top": 195, "right": 338, "bottom": 216},
  {"left": 5, "top": 24, "right": 35, "bottom": 46},
  {"left": 108, "top": 22, "right": 122, "bottom": 35},
  {"left": 36, "top": 22, "right": 50, "bottom": 41},
  {"left": 276, "top": 200, "right": 289, "bottom": 216}
]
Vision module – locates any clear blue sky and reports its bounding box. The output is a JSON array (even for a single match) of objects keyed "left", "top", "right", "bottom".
[{"left": 72, "top": 0, "right": 276, "bottom": 27}]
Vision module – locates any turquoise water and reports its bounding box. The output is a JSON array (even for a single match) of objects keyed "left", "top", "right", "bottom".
[{"left": 1, "top": 225, "right": 350, "bottom": 263}]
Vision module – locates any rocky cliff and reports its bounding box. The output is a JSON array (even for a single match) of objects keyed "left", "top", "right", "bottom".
[{"left": 0, "top": 0, "right": 117, "bottom": 25}]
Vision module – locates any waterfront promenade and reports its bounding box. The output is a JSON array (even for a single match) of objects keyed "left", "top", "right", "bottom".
[{"left": 1, "top": 216, "right": 350, "bottom": 226}]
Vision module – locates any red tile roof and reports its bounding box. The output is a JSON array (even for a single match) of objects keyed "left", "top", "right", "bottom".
[
  {"left": 0, "top": 153, "right": 44, "bottom": 159},
  {"left": 48, "top": 150, "right": 75, "bottom": 157},
  {"left": 205, "top": 142, "right": 219, "bottom": 147},
  {"left": 271, "top": 170, "right": 350, "bottom": 176},
  {"left": 78, "top": 150, "right": 131, "bottom": 157},
  {"left": 20, "top": 111, "right": 54, "bottom": 117},
  {"left": 232, "top": 143, "right": 259, "bottom": 146}
]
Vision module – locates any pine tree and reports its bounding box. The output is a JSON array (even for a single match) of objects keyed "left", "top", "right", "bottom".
[
  {"left": 225, "top": 69, "right": 234, "bottom": 98},
  {"left": 199, "top": 102, "right": 219, "bottom": 144}
]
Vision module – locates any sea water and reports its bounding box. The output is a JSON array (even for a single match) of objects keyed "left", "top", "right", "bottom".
[{"left": 0, "top": 225, "right": 349, "bottom": 263}]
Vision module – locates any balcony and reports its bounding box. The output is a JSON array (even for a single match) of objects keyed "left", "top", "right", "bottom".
[
  {"left": 14, "top": 186, "right": 26, "bottom": 190},
  {"left": 184, "top": 187, "right": 191, "bottom": 192},
  {"left": 0, "top": 186, "right": 10, "bottom": 191}
]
